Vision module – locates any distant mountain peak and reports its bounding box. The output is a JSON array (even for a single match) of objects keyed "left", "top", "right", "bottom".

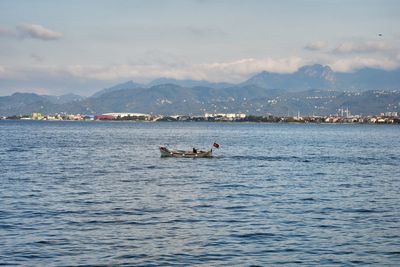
[
  {"left": 299, "top": 63, "right": 328, "bottom": 71},
  {"left": 148, "top": 77, "right": 233, "bottom": 89},
  {"left": 298, "top": 64, "right": 335, "bottom": 82},
  {"left": 119, "top": 80, "right": 140, "bottom": 87},
  {"left": 92, "top": 80, "right": 144, "bottom": 98},
  {"left": 1, "top": 65, "right": 400, "bottom": 117},
  {"left": 12, "top": 92, "right": 38, "bottom": 97},
  {"left": 298, "top": 64, "right": 332, "bottom": 74},
  {"left": 241, "top": 64, "right": 337, "bottom": 90},
  {"left": 244, "top": 70, "right": 276, "bottom": 84},
  {"left": 258, "top": 70, "right": 270, "bottom": 75},
  {"left": 151, "top": 83, "right": 183, "bottom": 89}
]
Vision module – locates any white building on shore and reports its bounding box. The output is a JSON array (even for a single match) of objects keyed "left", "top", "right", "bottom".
[{"left": 204, "top": 113, "right": 246, "bottom": 120}]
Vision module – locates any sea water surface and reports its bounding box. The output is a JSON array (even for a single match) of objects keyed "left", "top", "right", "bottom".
[{"left": 0, "top": 121, "right": 399, "bottom": 266}]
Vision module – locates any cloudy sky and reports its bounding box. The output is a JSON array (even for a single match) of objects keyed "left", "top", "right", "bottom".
[{"left": 0, "top": 0, "right": 399, "bottom": 96}]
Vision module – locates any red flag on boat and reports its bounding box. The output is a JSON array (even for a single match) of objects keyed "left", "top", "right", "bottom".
[{"left": 213, "top": 142, "right": 220, "bottom": 149}]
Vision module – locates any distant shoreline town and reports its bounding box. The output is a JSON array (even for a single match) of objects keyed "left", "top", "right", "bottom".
[{"left": 1, "top": 112, "right": 399, "bottom": 124}]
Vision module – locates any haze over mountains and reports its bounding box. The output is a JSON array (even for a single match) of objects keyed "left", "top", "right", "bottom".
[{"left": 1, "top": 64, "right": 400, "bottom": 117}]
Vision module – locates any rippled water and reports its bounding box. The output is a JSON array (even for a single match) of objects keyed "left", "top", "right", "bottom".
[{"left": 1, "top": 121, "right": 399, "bottom": 266}]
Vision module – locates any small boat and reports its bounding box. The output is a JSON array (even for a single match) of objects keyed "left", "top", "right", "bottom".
[{"left": 159, "top": 146, "right": 213, "bottom": 158}]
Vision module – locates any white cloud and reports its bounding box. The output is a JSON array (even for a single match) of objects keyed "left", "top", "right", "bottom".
[
  {"left": 0, "top": 57, "right": 304, "bottom": 87},
  {"left": 0, "top": 65, "right": 19, "bottom": 79},
  {"left": 309, "top": 39, "right": 400, "bottom": 71},
  {"left": 195, "top": 57, "right": 304, "bottom": 81},
  {"left": 329, "top": 57, "right": 399, "bottom": 72},
  {"left": 2, "top": 55, "right": 399, "bottom": 94},
  {"left": 0, "top": 66, "right": 5, "bottom": 77},
  {"left": 17, "top": 23, "right": 62, "bottom": 41},
  {"left": 0, "top": 26, "right": 15, "bottom": 38},
  {"left": 304, "top": 41, "right": 327, "bottom": 51},
  {"left": 55, "top": 57, "right": 304, "bottom": 82},
  {"left": 332, "top": 41, "right": 393, "bottom": 54},
  {"left": 57, "top": 54, "right": 400, "bottom": 81}
]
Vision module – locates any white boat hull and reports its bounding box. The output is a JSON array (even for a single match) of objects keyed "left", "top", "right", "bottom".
[{"left": 159, "top": 147, "right": 212, "bottom": 158}]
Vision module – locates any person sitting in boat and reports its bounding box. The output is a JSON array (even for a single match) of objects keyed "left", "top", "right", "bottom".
[{"left": 192, "top": 147, "right": 197, "bottom": 153}]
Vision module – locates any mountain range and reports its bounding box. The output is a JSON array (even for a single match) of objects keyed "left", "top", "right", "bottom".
[{"left": 1, "top": 64, "right": 400, "bottom": 117}]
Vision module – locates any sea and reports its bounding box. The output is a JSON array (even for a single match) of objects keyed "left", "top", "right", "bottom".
[{"left": 1, "top": 120, "right": 399, "bottom": 266}]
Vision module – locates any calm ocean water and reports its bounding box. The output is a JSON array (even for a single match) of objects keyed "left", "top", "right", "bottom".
[{"left": 1, "top": 121, "right": 399, "bottom": 266}]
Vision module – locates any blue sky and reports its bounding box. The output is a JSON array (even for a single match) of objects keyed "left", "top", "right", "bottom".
[{"left": 0, "top": 0, "right": 399, "bottom": 96}]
